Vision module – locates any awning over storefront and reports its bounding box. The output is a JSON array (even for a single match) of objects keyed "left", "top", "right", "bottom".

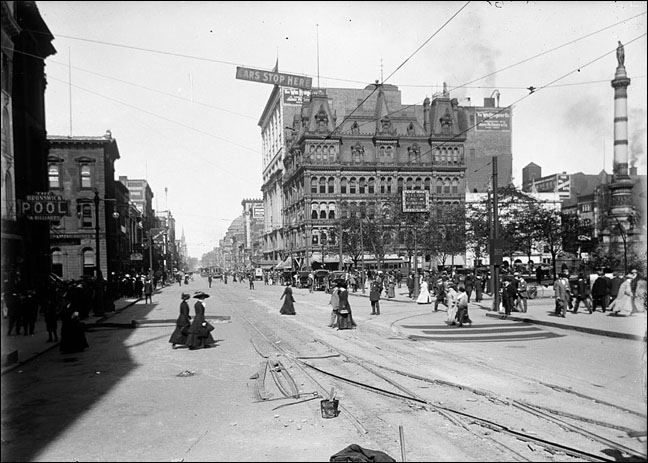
[{"left": 277, "top": 256, "right": 294, "bottom": 270}]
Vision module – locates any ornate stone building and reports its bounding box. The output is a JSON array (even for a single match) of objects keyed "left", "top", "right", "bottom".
[
  {"left": 258, "top": 77, "right": 513, "bottom": 269},
  {"left": 279, "top": 83, "right": 469, "bottom": 269}
]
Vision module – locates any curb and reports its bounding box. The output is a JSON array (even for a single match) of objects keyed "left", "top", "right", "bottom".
[
  {"left": 483, "top": 311, "right": 645, "bottom": 342},
  {"left": 1, "top": 298, "right": 141, "bottom": 376}
]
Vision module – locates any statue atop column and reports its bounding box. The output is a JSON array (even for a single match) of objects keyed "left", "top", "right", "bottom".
[{"left": 616, "top": 41, "right": 625, "bottom": 68}]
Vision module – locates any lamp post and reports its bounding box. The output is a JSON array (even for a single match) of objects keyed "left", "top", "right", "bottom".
[
  {"left": 112, "top": 211, "right": 120, "bottom": 274},
  {"left": 93, "top": 190, "right": 105, "bottom": 316}
]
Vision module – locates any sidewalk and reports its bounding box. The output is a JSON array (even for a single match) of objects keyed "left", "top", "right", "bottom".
[
  {"left": 1, "top": 295, "right": 141, "bottom": 376},
  {"left": 347, "top": 284, "right": 647, "bottom": 342}
]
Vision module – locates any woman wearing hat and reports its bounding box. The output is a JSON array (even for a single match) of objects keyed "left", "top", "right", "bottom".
[
  {"left": 169, "top": 293, "right": 192, "bottom": 349},
  {"left": 609, "top": 273, "right": 636, "bottom": 316},
  {"left": 279, "top": 282, "right": 296, "bottom": 315},
  {"left": 185, "top": 291, "right": 216, "bottom": 349}
]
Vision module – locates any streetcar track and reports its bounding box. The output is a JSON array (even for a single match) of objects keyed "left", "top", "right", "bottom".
[{"left": 226, "top": 286, "right": 645, "bottom": 461}]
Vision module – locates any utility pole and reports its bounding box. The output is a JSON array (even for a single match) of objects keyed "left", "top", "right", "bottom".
[
  {"left": 93, "top": 190, "right": 105, "bottom": 316},
  {"left": 360, "top": 218, "right": 365, "bottom": 293},
  {"left": 491, "top": 156, "right": 500, "bottom": 312},
  {"left": 338, "top": 221, "right": 343, "bottom": 271}
]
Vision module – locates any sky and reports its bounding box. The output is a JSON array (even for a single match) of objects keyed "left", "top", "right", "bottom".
[{"left": 35, "top": 1, "right": 647, "bottom": 258}]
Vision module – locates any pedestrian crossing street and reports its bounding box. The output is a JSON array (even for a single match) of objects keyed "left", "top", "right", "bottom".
[{"left": 401, "top": 322, "right": 565, "bottom": 343}]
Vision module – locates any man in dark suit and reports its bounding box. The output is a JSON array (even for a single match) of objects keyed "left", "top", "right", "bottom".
[{"left": 591, "top": 269, "right": 611, "bottom": 313}]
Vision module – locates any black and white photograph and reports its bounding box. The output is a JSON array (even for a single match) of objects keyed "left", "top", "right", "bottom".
[{"left": 1, "top": 1, "right": 647, "bottom": 461}]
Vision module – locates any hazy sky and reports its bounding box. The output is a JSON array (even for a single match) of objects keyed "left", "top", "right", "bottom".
[{"left": 35, "top": 1, "right": 647, "bottom": 258}]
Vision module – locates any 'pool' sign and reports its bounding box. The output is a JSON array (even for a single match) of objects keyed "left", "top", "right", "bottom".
[
  {"left": 236, "top": 66, "right": 312, "bottom": 90},
  {"left": 19, "top": 192, "right": 69, "bottom": 220}
]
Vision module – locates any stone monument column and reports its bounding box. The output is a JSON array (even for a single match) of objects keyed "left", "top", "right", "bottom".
[{"left": 609, "top": 41, "right": 634, "bottom": 222}]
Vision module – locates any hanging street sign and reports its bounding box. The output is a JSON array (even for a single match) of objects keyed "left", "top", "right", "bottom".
[{"left": 236, "top": 66, "right": 313, "bottom": 90}]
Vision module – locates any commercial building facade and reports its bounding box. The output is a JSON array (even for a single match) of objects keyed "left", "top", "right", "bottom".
[
  {"left": 259, "top": 81, "right": 512, "bottom": 269},
  {"left": 1, "top": 0, "right": 55, "bottom": 292}
]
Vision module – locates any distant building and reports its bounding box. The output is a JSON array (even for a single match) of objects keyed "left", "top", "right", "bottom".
[{"left": 241, "top": 198, "right": 264, "bottom": 268}]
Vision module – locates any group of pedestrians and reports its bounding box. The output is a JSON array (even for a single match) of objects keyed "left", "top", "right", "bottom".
[
  {"left": 169, "top": 291, "right": 216, "bottom": 350},
  {"left": 554, "top": 268, "right": 645, "bottom": 318}
]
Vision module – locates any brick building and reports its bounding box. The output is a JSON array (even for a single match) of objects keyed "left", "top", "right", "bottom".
[
  {"left": 47, "top": 132, "right": 120, "bottom": 279},
  {"left": 1, "top": 0, "right": 55, "bottom": 292}
]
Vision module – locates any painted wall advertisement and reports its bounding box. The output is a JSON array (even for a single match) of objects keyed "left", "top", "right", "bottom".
[
  {"left": 475, "top": 108, "right": 511, "bottom": 131},
  {"left": 283, "top": 88, "right": 311, "bottom": 105}
]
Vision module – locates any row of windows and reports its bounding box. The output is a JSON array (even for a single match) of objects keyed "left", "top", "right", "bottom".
[
  {"left": 303, "top": 144, "right": 462, "bottom": 164},
  {"left": 309, "top": 176, "right": 462, "bottom": 195},
  {"left": 51, "top": 248, "right": 96, "bottom": 277},
  {"left": 48, "top": 161, "right": 94, "bottom": 189}
]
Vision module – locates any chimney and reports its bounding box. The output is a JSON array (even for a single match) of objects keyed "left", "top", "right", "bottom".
[{"left": 483, "top": 98, "right": 495, "bottom": 107}]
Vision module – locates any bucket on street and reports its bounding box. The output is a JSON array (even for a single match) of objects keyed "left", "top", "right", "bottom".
[{"left": 320, "top": 399, "right": 339, "bottom": 418}]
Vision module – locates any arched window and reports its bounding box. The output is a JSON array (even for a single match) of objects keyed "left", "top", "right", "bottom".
[
  {"left": 83, "top": 248, "right": 95, "bottom": 276},
  {"left": 415, "top": 177, "right": 422, "bottom": 190},
  {"left": 51, "top": 249, "right": 63, "bottom": 277},
  {"left": 386, "top": 177, "right": 392, "bottom": 193},
  {"left": 4, "top": 169, "right": 14, "bottom": 219},
  {"left": 436, "top": 178, "right": 443, "bottom": 194},
  {"left": 349, "top": 178, "right": 357, "bottom": 194},
  {"left": 443, "top": 178, "right": 451, "bottom": 194},
  {"left": 311, "top": 177, "right": 318, "bottom": 194},
  {"left": 328, "top": 177, "right": 335, "bottom": 193},
  {"left": 320, "top": 208, "right": 327, "bottom": 219},
  {"left": 311, "top": 208, "right": 318, "bottom": 219},
  {"left": 48, "top": 163, "right": 60, "bottom": 189},
  {"left": 452, "top": 178, "right": 460, "bottom": 194},
  {"left": 368, "top": 178, "right": 375, "bottom": 194},
  {"left": 425, "top": 177, "right": 431, "bottom": 191},
  {"left": 80, "top": 164, "right": 92, "bottom": 188},
  {"left": 359, "top": 177, "right": 366, "bottom": 194},
  {"left": 319, "top": 178, "right": 326, "bottom": 193},
  {"left": 340, "top": 178, "right": 347, "bottom": 194},
  {"left": 406, "top": 177, "right": 413, "bottom": 189},
  {"left": 81, "top": 204, "right": 93, "bottom": 228},
  {"left": 397, "top": 178, "right": 404, "bottom": 192},
  {"left": 328, "top": 203, "right": 336, "bottom": 219}
]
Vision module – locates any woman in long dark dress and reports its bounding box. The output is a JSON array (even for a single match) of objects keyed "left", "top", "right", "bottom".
[
  {"left": 280, "top": 283, "right": 296, "bottom": 315},
  {"left": 336, "top": 282, "right": 356, "bottom": 330},
  {"left": 59, "top": 290, "right": 89, "bottom": 354},
  {"left": 169, "top": 293, "right": 192, "bottom": 349},
  {"left": 185, "top": 292, "right": 216, "bottom": 350}
]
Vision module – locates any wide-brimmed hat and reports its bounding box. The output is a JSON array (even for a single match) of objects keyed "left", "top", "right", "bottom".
[
  {"left": 193, "top": 291, "right": 210, "bottom": 299},
  {"left": 181, "top": 293, "right": 190, "bottom": 300}
]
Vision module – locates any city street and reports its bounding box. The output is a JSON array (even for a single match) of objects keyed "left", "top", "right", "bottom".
[{"left": 1, "top": 276, "right": 646, "bottom": 462}]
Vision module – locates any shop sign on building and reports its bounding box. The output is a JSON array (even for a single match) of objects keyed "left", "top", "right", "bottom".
[
  {"left": 252, "top": 204, "right": 264, "bottom": 219},
  {"left": 475, "top": 108, "right": 511, "bottom": 131},
  {"left": 283, "top": 88, "right": 311, "bottom": 105},
  {"left": 402, "top": 190, "right": 429, "bottom": 213},
  {"left": 236, "top": 66, "right": 312, "bottom": 90},
  {"left": 19, "top": 192, "right": 69, "bottom": 220}
]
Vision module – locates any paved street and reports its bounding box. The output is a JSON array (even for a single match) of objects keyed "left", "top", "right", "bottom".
[{"left": 1, "top": 277, "right": 646, "bottom": 461}]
